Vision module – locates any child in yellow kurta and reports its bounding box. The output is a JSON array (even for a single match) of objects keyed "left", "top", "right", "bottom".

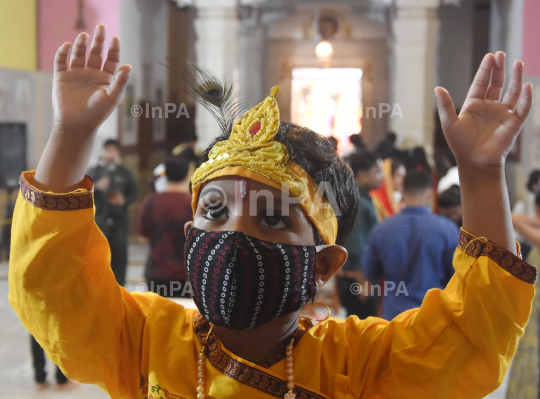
[{"left": 9, "top": 24, "right": 537, "bottom": 399}]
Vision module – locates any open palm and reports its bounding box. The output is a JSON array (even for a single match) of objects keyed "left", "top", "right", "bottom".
[
  {"left": 435, "top": 52, "right": 532, "bottom": 169},
  {"left": 52, "top": 25, "right": 131, "bottom": 133}
]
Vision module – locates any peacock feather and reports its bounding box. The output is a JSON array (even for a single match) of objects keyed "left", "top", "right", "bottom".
[{"left": 169, "top": 62, "right": 244, "bottom": 136}]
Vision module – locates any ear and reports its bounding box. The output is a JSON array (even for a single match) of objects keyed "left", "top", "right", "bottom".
[
  {"left": 315, "top": 245, "right": 348, "bottom": 287},
  {"left": 184, "top": 221, "right": 193, "bottom": 237}
]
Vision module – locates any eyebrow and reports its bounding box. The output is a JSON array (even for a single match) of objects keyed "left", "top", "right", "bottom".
[
  {"left": 253, "top": 193, "right": 304, "bottom": 218},
  {"left": 198, "top": 184, "right": 302, "bottom": 212},
  {"left": 199, "top": 184, "right": 234, "bottom": 198}
]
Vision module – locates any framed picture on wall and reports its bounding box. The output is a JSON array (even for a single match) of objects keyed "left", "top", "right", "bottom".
[{"left": 0, "top": 123, "right": 26, "bottom": 188}]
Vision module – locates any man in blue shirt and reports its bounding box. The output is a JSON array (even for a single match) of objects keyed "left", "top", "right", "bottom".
[
  {"left": 337, "top": 151, "right": 383, "bottom": 318},
  {"left": 362, "top": 170, "right": 459, "bottom": 320}
]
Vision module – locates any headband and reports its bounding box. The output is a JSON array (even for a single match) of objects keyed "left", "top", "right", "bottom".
[{"left": 190, "top": 86, "right": 338, "bottom": 244}]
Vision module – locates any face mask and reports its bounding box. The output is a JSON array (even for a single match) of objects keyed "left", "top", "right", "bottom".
[{"left": 184, "top": 226, "right": 318, "bottom": 330}]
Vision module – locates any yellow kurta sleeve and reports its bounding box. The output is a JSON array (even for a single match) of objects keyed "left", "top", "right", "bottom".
[
  {"left": 355, "top": 229, "right": 537, "bottom": 398},
  {"left": 8, "top": 171, "right": 156, "bottom": 398}
]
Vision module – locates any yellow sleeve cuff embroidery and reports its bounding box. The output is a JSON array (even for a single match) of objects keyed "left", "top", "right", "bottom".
[
  {"left": 459, "top": 228, "right": 537, "bottom": 284},
  {"left": 19, "top": 171, "right": 94, "bottom": 211}
]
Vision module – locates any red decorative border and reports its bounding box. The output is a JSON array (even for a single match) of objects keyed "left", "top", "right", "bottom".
[
  {"left": 20, "top": 174, "right": 94, "bottom": 211},
  {"left": 193, "top": 313, "right": 328, "bottom": 399},
  {"left": 459, "top": 229, "right": 537, "bottom": 284},
  {"left": 256, "top": 347, "right": 295, "bottom": 370}
]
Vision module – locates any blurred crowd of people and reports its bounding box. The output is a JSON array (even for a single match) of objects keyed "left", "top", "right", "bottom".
[
  {"left": 331, "top": 133, "right": 463, "bottom": 320},
  {"left": 331, "top": 133, "right": 540, "bottom": 398}
]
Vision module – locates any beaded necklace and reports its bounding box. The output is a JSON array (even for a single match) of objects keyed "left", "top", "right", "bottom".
[
  {"left": 196, "top": 310, "right": 329, "bottom": 399},
  {"left": 196, "top": 325, "right": 298, "bottom": 399}
]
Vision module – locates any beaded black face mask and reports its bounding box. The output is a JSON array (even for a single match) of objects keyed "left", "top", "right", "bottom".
[{"left": 185, "top": 227, "right": 318, "bottom": 330}]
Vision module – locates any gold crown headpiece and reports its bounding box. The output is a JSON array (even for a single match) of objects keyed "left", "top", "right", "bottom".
[
  {"left": 191, "top": 85, "right": 338, "bottom": 244},
  {"left": 191, "top": 86, "right": 304, "bottom": 195}
]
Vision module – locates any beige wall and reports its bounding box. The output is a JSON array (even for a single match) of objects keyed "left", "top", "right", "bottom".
[{"left": 265, "top": 10, "right": 389, "bottom": 147}]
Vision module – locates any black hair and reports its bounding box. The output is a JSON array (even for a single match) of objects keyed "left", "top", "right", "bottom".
[
  {"left": 182, "top": 130, "right": 198, "bottom": 143},
  {"left": 200, "top": 122, "right": 360, "bottom": 246},
  {"left": 177, "top": 147, "right": 201, "bottom": 168},
  {"left": 374, "top": 141, "right": 395, "bottom": 160},
  {"left": 438, "top": 185, "right": 461, "bottom": 209},
  {"left": 404, "top": 170, "right": 433, "bottom": 194},
  {"left": 165, "top": 156, "right": 191, "bottom": 182},
  {"left": 327, "top": 136, "right": 338, "bottom": 150},
  {"left": 346, "top": 151, "right": 379, "bottom": 177},
  {"left": 349, "top": 134, "right": 366, "bottom": 150},
  {"left": 103, "top": 139, "right": 121, "bottom": 149},
  {"left": 402, "top": 147, "right": 432, "bottom": 173},
  {"left": 527, "top": 170, "right": 540, "bottom": 193}
]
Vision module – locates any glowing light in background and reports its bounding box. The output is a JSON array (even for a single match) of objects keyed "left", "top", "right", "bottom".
[
  {"left": 315, "top": 41, "right": 333, "bottom": 59},
  {"left": 291, "top": 68, "right": 362, "bottom": 154}
]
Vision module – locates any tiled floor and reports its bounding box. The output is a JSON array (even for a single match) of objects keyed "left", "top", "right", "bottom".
[{"left": 0, "top": 243, "right": 148, "bottom": 399}]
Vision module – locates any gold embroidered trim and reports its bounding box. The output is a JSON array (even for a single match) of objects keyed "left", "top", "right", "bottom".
[
  {"left": 19, "top": 173, "right": 94, "bottom": 211},
  {"left": 192, "top": 312, "right": 328, "bottom": 399},
  {"left": 459, "top": 229, "right": 537, "bottom": 284}
]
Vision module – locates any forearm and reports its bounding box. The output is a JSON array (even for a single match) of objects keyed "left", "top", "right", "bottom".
[
  {"left": 459, "top": 165, "right": 516, "bottom": 254},
  {"left": 34, "top": 124, "right": 97, "bottom": 193},
  {"left": 515, "top": 214, "right": 540, "bottom": 229},
  {"left": 514, "top": 219, "right": 540, "bottom": 248}
]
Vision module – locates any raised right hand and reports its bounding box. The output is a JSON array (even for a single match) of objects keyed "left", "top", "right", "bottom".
[
  {"left": 34, "top": 25, "right": 131, "bottom": 192},
  {"left": 52, "top": 24, "right": 131, "bottom": 134},
  {"left": 435, "top": 52, "right": 532, "bottom": 172}
]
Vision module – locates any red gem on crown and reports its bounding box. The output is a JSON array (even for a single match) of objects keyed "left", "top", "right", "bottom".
[{"left": 249, "top": 121, "right": 261, "bottom": 136}]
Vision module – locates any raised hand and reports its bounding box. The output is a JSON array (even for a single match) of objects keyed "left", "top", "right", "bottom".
[
  {"left": 52, "top": 24, "right": 131, "bottom": 134},
  {"left": 435, "top": 52, "right": 532, "bottom": 171},
  {"left": 35, "top": 25, "right": 131, "bottom": 192},
  {"left": 435, "top": 52, "right": 533, "bottom": 252}
]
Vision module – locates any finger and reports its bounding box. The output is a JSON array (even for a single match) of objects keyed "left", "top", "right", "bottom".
[
  {"left": 87, "top": 24, "right": 107, "bottom": 69},
  {"left": 107, "top": 65, "right": 132, "bottom": 103},
  {"left": 514, "top": 82, "right": 533, "bottom": 122},
  {"left": 54, "top": 42, "right": 71, "bottom": 73},
  {"left": 69, "top": 32, "right": 89, "bottom": 68},
  {"left": 435, "top": 87, "right": 458, "bottom": 131},
  {"left": 103, "top": 36, "right": 121, "bottom": 75},
  {"left": 465, "top": 53, "right": 496, "bottom": 102},
  {"left": 485, "top": 51, "right": 506, "bottom": 101},
  {"left": 502, "top": 60, "right": 524, "bottom": 110}
]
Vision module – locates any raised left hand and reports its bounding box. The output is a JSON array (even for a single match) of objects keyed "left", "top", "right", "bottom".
[
  {"left": 52, "top": 24, "right": 131, "bottom": 135},
  {"left": 435, "top": 52, "right": 533, "bottom": 171}
]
